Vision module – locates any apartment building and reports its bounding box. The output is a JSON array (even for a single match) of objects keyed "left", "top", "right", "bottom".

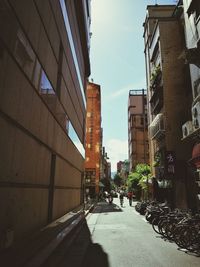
[
  {"left": 116, "top": 160, "right": 130, "bottom": 184},
  {"left": 128, "top": 90, "right": 149, "bottom": 171},
  {"left": 85, "top": 82, "right": 101, "bottom": 197},
  {"left": 143, "top": 4, "right": 192, "bottom": 207},
  {"left": 0, "top": 0, "right": 91, "bottom": 248},
  {"left": 182, "top": 0, "right": 200, "bottom": 209}
]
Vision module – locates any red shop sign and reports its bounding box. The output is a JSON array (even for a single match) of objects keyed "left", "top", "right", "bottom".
[{"left": 192, "top": 143, "right": 200, "bottom": 168}]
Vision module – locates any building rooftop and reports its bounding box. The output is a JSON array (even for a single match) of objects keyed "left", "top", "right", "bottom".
[{"left": 129, "top": 89, "right": 147, "bottom": 96}]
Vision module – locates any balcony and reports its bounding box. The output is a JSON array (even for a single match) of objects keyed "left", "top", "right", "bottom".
[
  {"left": 149, "top": 113, "right": 165, "bottom": 140},
  {"left": 150, "top": 86, "right": 163, "bottom": 115},
  {"left": 150, "top": 65, "right": 162, "bottom": 90}
]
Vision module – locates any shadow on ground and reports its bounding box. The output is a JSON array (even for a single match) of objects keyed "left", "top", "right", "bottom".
[
  {"left": 91, "top": 202, "right": 123, "bottom": 214},
  {"left": 81, "top": 242, "right": 109, "bottom": 267},
  {"left": 41, "top": 218, "right": 110, "bottom": 267}
]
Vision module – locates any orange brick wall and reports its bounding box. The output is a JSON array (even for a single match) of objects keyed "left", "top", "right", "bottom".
[{"left": 85, "top": 82, "right": 101, "bottom": 194}]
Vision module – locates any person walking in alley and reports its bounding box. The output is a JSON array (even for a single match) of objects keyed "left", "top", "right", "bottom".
[
  {"left": 127, "top": 191, "right": 133, "bottom": 206},
  {"left": 119, "top": 190, "right": 124, "bottom": 207}
]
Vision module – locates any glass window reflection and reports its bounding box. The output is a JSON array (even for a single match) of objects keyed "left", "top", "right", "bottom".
[
  {"left": 40, "top": 70, "right": 55, "bottom": 94},
  {"left": 59, "top": 0, "right": 86, "bottom": 107},
  {"left": 68, "top": 121, "right": 85, "bottom": 158}
]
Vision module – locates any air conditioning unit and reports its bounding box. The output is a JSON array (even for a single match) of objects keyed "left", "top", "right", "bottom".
[
  {"left": 192, "top": 101, "right": 200, "bottom": 129},
  {"left": 182, "top": 121, "right": 193, "bottom": 138},
  {"left": 149, "top": 113, "right": 165, "bottom": 140}
]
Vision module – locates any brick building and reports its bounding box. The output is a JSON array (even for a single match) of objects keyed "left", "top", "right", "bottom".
[
  {"left": 128, "top": 89, "right": 149, "bottom": 171},
  {"left": 143, "top": 4, "right": 192, "bottom": 207},
  {"left": 85, "top": 82, "right": 101, "bottom": 197},
  {"left": 0, "top": 0, "right": 91, "bottom": 248}
]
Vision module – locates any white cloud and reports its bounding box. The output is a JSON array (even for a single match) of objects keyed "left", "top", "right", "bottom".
[
  {"left": 106, "top": 78, "right": 146, "bottom": 100},
  {"left": 104, "top": 139, "right": 128, "bottom": 172},
  {"left": 108, "top": 84, "right": 134, "bottom": 98}
]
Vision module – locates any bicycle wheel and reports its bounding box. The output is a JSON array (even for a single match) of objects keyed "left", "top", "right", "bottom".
[
  {"left": 152, "top": 217, "right": 160, "bottom": 234},
  {"left": 159, "top": 219, "right": 169, "bottom": 238}
]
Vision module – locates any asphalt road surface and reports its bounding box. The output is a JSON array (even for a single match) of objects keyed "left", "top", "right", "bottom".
[{"left": 82, "top": 197, "right": 200, "bottom": 267}]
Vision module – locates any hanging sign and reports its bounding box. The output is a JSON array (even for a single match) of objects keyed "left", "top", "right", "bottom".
[{"left": 165, "top": 151, "right": 175, "bottom": 175}]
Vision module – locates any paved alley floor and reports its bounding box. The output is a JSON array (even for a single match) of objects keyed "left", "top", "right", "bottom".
[{"left": 82, "top": 197, "right": 200, "bottom": 267}]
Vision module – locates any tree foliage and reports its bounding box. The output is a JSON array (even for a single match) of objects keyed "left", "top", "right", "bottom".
[
  {"left": 127, "top": 172, "right": 140, "bottom": 191},
  {"left": 135, "top": 164, "right": 151, "bottom": 176},
  {"left": 127, "top": 163, "right": 152, "bottom": 199}
]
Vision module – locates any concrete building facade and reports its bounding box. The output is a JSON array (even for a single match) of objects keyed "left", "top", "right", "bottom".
[
  {"left": 0, "top": 0, "right": 91, "bottom": 248},
  {"left": 143, "top": 4, "right": 192, "bottom": 207},
  {"left": 181, "top": 0, "right": 200, "bottom": 210},
  {"left": 128, "top": 90, "right": 149, "bottom": 171},
  {"left": 85, "top": 82, "right": 101, "bottom": 197},
  {"left": 102, "top": 148, "right": 111, "bottom": 180}
]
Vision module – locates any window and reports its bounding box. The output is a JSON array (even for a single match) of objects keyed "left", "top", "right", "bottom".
[
  {"left": 96, "top": 163, "right": 99, "bottom": 168},
  {"left": 68, "top": 121, "right": 85, "bottom": 157},
  {"left": 87, "top": 112, "right": 91, "bottom": 117},
  {"left": 95, "top": 145, "right": 99, "bottom": 153},
  {"left": 40, "top": 70, "right": 55, "bottom": 95},
  {"left": 65, "top": 118, "right": 69, "bottom": 132},
  {"left": 59, "top": 0, "right": 86, "bottom": 107},
  {"left": 14, "top": 28, "right": 35, "bottom": 79},
  {"left": 32, "top": 59, "right": 41, "bottom": 89}
]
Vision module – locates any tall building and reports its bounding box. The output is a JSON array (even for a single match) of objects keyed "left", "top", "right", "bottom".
[
  {"left": 181, "top": 0, "right": 200, "bottom": 210},
  {"left": 143, "top": 4, "right": 192, "bottom": 207},
  {"left": 102, "top": 148, "right": 111, "bottom": 180},
  {"left": 0, "top": 0, "right": 91, "bottom": 248},
  {"left": 117, "top": 161, "right": 124, "bottom": 173},
  {"left": 128, "top": 89, "right": 149, "bottom": 171},
  {"left": 85, "top": 82, "right": 101, "bottom": 197}
]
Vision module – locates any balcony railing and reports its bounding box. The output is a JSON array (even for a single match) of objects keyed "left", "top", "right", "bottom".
[{"left": 150, "top": 86, "right": 163, "bottom": 115}]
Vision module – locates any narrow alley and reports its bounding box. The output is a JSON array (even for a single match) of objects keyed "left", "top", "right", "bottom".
[
  {"left": 82, "top": 198, "right": 200, "bottom": 267},
  {"left": 1, "top": 0, "right": 200, "bottom": 266}
]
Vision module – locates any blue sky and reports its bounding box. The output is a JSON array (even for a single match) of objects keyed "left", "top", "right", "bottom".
[{"left": 90, "top": 0, "right": 175, "bottom": 171}]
